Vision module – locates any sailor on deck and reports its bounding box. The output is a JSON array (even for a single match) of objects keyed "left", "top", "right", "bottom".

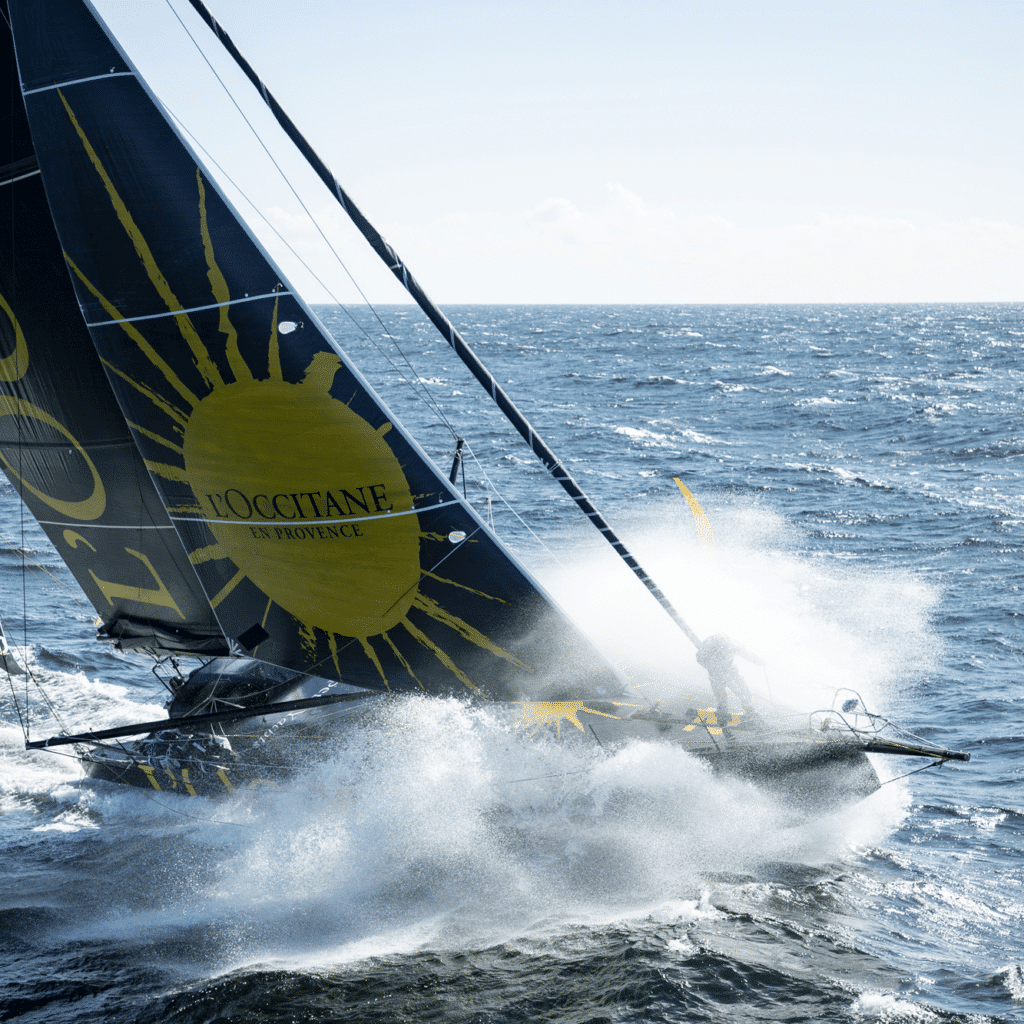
[{"left": 696, "top": 634, "right": 764, "bottom": 730}]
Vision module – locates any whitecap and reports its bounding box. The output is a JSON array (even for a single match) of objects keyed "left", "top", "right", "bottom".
[
  {"left": 998, "top": 964, "right": 1024, "bottom": 1003},
  {"left": 793, "top": 396, "right": 847, "bottom": 406},
  {"left": 851, "top": 991, "right": 942, "bottom": 1021}
]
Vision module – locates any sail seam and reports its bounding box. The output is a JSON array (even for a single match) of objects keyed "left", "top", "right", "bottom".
[
  {"left": 22, "top": 72, "right": 136, "bottom": 96},
  {"left": 169, "top": 498, "right": 462, "bottom": 528},
  {"left": 84, "top": 289, "right": 290, "bottom": 327}
]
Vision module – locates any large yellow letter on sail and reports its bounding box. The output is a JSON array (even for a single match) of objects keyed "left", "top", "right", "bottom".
[
  {"left": 64, "top": 533, "right": 185, "bottom": 619},
  {"left": 91, "top": 548, "right": 185, "bottom": 619}
]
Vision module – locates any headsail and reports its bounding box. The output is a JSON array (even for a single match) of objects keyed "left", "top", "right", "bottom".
[
  {"left": 9, "top": 0, "right": 621, "bottom": 701},
  {"left": 0, "top": 0, "right": 226, "bottom": 655}
]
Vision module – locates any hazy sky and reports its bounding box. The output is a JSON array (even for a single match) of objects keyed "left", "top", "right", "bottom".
[{"left": 95, "top": 0, "right": 1021, "bottom": 304}]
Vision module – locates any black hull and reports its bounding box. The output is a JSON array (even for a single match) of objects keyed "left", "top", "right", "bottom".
[
  {"left": 82, "top": 738, "right": 881, "bottom": 808},
  {"left": 83, "top": 749, "right": 273, "bottom": 798},
  {"left": 79, "top": 696, "right": 883, "bottom": 809},
  {"left": 693, "top": 741, "right": 881, "bottom": 808}
]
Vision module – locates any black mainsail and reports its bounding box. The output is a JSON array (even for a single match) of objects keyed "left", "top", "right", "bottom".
[
  {"left": 8, "top": 0, "right": 622, "bottom": 703},
  {"left": 0, "top": 0, "right": 226, "bottom": 655}
]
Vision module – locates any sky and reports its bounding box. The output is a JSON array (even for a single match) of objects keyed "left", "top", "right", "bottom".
[{"left": 95, "top": 0, "right": 1022, "bottom": 304}]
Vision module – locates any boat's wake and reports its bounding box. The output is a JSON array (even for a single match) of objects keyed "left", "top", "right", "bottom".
[
  {"left": 39, "top": 694, "right": 901, "bottom": 963},
  {"left": 0, "top": 500, "right": 929, "bottom": 967},
  {"left": 3, "top": 659, "right": 913, "bottom": 976}
]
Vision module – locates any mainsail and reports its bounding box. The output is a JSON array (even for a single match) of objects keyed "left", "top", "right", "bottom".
[
  {"left": 0, "top": 0, "right": 226, "bottom": 655},
  {"left": 9, "top": 0, "right": 622, "bottom": 702}
]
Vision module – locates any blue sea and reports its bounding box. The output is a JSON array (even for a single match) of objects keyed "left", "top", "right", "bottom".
[{"left": 1, "top": 302, "right": 1021, "bottom": 1023}]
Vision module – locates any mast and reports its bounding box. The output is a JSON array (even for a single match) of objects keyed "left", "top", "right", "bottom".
[{"left": 184, "top": 0, "right": 702, "bottom": 650}]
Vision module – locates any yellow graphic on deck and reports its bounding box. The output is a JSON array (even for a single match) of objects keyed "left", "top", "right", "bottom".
[
  {"left": 683, "top": 707, "right": 742, "bottom": 735},
  {"left": 59, "top": 95, "right": 524, "bottom": 696},
  {"left": 514, "top": 701, "right": 620, "bottom": 737}
]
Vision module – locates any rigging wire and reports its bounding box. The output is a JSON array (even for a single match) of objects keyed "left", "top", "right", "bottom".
[
  {"left": 159, "top": 0, "right": 460, "bottom": 445},
  {"left": 158, "top": 124, "right": 459, "bottom": 459},
  {"left": 0, "top": 528, "right": 97, "bottom": 745},
  {"left": 6, "top": 38, "right": 31, "bottom": 741},
  {"left": 165, "top": 115, "right": 457, "bottom": 440},
  {"left": 14, "top": 2, "right": 690, "bottom": 755},
  {"left": 158, "top": 0, "right": 625, "bottom": 601},
  {"left": 0, "top": 528, "right": 93, "bottom": 613},
  {"left": 159, "top": 98, "right": 558, "bottom": 600},
  {"left": 2, "top": 653, "right": 27, "bottom": 738},
  {"left": 457, "top": 439, "right": 573, "bottom": 568},
  {"left": 879, "top": 757, "right": 956, "bottom": 786},
  {"left": 173, "top": 0, "right": 702, "bottom": 649},
  {"left": 4, "top": 645, "right": 78, "bottom": 747}
]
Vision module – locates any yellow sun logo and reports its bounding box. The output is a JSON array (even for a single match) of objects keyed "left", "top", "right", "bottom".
[
  {"left": 55, "top": 89, "right": 528, "bottom": 697},
  {"left": 513, "top": 700, "right": 622, "bottom": 737}
]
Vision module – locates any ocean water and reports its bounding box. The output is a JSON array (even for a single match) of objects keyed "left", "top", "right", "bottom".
[{"left": 1, "top": 302, "right": 1021, "bottom": 1023}]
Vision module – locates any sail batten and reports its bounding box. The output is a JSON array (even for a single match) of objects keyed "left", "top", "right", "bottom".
[
  {"left": 1, "top": 158, "right": 40, "bottom": 186},
  {"left": 22, "top": 70, "right": 136, "bottom": 96},
  {"left": 170, "top": 497, "right": 463, "bottom": 529},
  {"left": 85, "top": 290, "right": 291, "bottom": 328},
  {"left": 1, "top": 1, "right": 974, "bottom": 810}
]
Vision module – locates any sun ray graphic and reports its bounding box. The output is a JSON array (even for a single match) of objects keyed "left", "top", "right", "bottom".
[
  {"left": 59, "top": 94, "right": 530, "bottom": 696},
  {"left": 513, "top": 701, "right": 620, "bottom": 738}
]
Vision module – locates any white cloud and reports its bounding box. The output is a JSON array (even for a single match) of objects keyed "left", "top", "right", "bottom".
[{"left": 385, "top": 184, "right": 1022, "bottom": 304}]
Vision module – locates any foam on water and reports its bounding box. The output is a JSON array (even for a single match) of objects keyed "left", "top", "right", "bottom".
[
  {"left": 24, "top": 689, "right": 907, "bottom": 978},
  {"left": 3, "top": 303, "right": 1018, "bottom": 1021},
  {"left": 998, "top": 965, "right": 1024, "bottom": 1004},
  {"left": 535, "top": 498, "right": 940, "bottom": 717},
  {"left": 0, "top": 495, "right": 932, "bottom": 986},
  {"left": 851, "top": 991, "right": 946, "bottom": 1022},
  {"left": 0, "top": 497, "right": 925, "bottom": 971}
]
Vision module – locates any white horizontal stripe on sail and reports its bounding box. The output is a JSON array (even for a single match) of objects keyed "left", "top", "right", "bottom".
[
  {"left": 85, "top": 290, "right": 291, "bottom": 328},
  {"left": 0, "top": 169, "right": 42, "bottom": 188},
  {"left": 170, "top": 498, "right": 462, "bottom": 529},
  {"left": 35, "top": 521, "right": 177, "bottom": 530},
  {"left": 22, "top": 71, "right": 137, "bottom": 97}
]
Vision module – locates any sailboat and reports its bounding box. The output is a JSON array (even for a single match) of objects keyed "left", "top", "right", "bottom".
[{"left": 1, "top": 0, "right": 967, "bottom": 806}]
